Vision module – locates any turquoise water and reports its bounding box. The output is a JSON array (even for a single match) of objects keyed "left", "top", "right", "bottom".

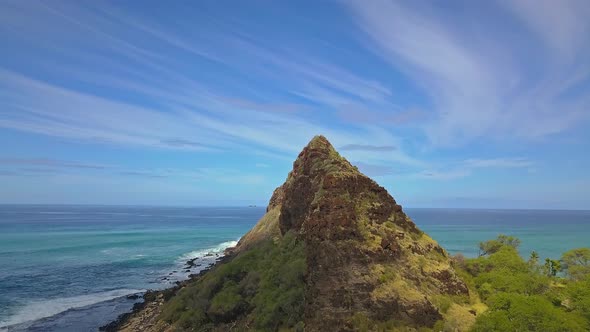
[
  {"left": 409, "top": 208, "right": 590, "bottom": 259},
  {"left": 0, "top": 205, "right": 589, "bottom": 331},
  {"left": 0, "top": 205, "right": 258, "bottom": 331}
]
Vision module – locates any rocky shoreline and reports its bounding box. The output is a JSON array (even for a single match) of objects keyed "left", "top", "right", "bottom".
[{"left": 100, "top": 251, "right": 235, "bottom": 332}]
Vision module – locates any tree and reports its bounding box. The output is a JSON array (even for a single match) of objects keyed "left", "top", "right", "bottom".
[
  {"left": 478, "top": 234, "right": 521, "bottom": 256},
  {"left": 528, "top": 251, "right": 539, "bottom": 266},
  {"left": 561, "top": 248, "right": 590, "bottom": 281},
  {"left": 544, "top": 258, "right": 561, "bottom": 277},
  {"left": 471, "top": 293, "right": 587, "bottom": 332},
  {"left": 566, "top": 276, "right": 590, "bottom": 321},
  {"left": 469, "top": 246, "right": 549, "bottom": 297}
]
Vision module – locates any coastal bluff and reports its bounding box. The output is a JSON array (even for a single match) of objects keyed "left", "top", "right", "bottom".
[{"left": 114, "top": 135, "right": 477, "bottom": 331}]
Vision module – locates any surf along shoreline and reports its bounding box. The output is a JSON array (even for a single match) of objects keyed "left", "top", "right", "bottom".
[
  {"left": 100, "top": 248, "right": 237, "bottom": 331},
  {"left": 0, "top": 239, "right": 239, "bottom": 331}
]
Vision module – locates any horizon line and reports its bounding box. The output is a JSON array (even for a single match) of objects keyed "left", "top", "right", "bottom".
[{"left": 0, "top": 203, "right": 589, "bottom": 212}]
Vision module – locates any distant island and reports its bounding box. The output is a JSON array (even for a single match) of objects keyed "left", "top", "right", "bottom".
[{"left": 108, "top": 136, "right": 590, "bottom": 332}]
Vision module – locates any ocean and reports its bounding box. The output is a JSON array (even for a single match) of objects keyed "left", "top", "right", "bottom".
[{"left": 0, "top": 205, "right": 588, "bottom": 331}]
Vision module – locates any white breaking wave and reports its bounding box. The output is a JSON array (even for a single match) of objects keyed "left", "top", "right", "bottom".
[
  {"left": 0, "top": 241, "right": 241, "bottom": 330},
  {"left": 158, "top": 239, "right": 241, "bottom": 286},
  {"left": 0, "top": 288, "right": 144, "bottom": 329},
  {"left": 177, "top": 239, "right": 239, "bottom": 262}
]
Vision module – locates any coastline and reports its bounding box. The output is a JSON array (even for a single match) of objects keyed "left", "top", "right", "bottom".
[
  {"left": 101, "top": 251, "right": 236, "bottom": 332},
  {"left": 0, "top": 205, "right": 257, "bottom": 332},
  {"left": 2, "top": 207, "right": 589, "bottom": 331},
  {"left": 0, "top": 241, "right": 240, "bottom": 331}
]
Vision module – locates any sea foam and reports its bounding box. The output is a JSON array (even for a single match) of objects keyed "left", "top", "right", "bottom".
[
  {"left": 158, "top": 239, "right": 240, "bottom": 284},
  {"left": 177, "top": 239, "right": 239, "bottom": 262},
  {"left": 0, "top": 288, "right": 144, "bottom": 330}
]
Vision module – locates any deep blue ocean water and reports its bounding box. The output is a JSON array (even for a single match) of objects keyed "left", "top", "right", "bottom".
[{"left": 0, "top": 205, "right": 589, "bottom": 331}]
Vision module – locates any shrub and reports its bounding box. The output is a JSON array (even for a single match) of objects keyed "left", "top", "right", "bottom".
[
  {"left": 561, "top": 248, "right": 590, "bottom": 281},
  {"left": 158, "top": 231, "right": 306, "bottom": 330},
  {"left": 478, "top": 234, "right": 521, "bottom": 256},
  {"left": 463, "top": 236, "right": 590, "bottom": 331},
  {"left": 472, "top": 293, "right": 587, "bottom": 332},
  {"left": 566, "top": 276, "right": 590, "bottom": 321}
]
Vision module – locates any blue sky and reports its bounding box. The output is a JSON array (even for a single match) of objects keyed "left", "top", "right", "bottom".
[{"left": 0, "top": 0, "right": 589, "bottom": 208}]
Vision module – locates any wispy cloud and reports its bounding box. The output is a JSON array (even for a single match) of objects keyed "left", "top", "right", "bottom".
[
  {"left": 463, "top": 158, "right": 533, "bottom": 169},
  {"left": 19, "top": 168, "right": 64, "bottom": 174},
  {"left": 221, "top": 98, "right": 308, "bottom": 114},
  {"left": 338, "top": 106, "right": 428, "bottom": 125},
  {"left": 0, "top": 158, "right": 110, "bottom": 169},
  {"left": 118, "top": 171, "right": 169, "bottom": 179},
  {"left": 341, "top": 144, "right": 396, "bottom": 152},
  {"left": 498, "top": 0, "right": 590, "bottom": 61},
  {"left": 0, "top": 68, "right": 421, "bottom": 167},
  {"left": 0, "top": 156, "right": 267, "bottom": 186},
  {"left": 345, "top": 0, "right": 590, "bottom": 146},
  {"left": 0, "top": 1, "right": 424, "bottom": 168},
  {"left": 3, "top": 1, "right": 588, "bottom": 154},
  {"left": 1, "top": 1, "right": 587, "bottom": 208},
  {"left": 412, "top": 157, "right": 534, "bottom": 181},
  {"left": 0, "top": 170, "right": 20, "bottom": 176},
  {"left": 349, "top": 156, "right": 532, "bottom": 181},
  {"left": 0, "top": 0, "right": 590, "bottom": 206},
  {"left": 414, "top": 169, "right": 471, "bottom": 181},
  {"left": 353, "top": 162, "right": 395, "bottom": 177},
  {"left": 159, "top": 139, "right": 207, "bottom": 149}
]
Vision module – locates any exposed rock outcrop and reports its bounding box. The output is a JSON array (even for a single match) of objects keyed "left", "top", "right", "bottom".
[
  {"left": 273, "top": 136, "right": 469, "bottom": 330},
  {"left": 116, "top": 135, "right": 474, "bottom": 332}
]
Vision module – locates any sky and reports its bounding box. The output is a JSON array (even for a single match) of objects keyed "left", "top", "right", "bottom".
[{"left": 0, "top": 0, "right": 589, "bottom": 209}]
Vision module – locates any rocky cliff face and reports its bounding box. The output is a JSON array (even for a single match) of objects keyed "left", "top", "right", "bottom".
[
  {"left": 258, "top": 136, "right": 470, "bottom": 330},
  {"left": 147, "top": 136, "right": 477, "bottom": 331}
]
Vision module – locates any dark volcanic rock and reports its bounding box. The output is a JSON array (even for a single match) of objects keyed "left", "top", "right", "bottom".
[
  {"left": 271, "top": 136, "right": 469, "bottom": 331},
  {"left": 126, "top": 135, "right": 473, "bottom": 332}
]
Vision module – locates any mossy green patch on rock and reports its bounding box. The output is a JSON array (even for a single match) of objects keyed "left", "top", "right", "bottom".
[
  {"left": 152, "top": 135, "right": 473, "bottom": 332},
  {"left": 271, "top": 136, "right": 471, "bottom": 331}
]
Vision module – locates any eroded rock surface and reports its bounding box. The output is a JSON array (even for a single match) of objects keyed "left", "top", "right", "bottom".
[
  {"left": 115, "top": 135, "right": 473, "bottom": 332},
  {"left": 273, "top": 136, "right": 468, "bottom": 330}
]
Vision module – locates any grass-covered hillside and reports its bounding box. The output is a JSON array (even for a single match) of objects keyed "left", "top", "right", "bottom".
[
  {"left": 160, "top": 231, "right": 306, "bottom": 331},
  {"left": 126, "top": 136, "right": 590, "bottom": 332},
  {"left": 153, "top": 233, "right": 590, "bottom": 332}
]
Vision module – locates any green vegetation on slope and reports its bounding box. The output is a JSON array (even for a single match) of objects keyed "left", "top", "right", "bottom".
[
  {"left": 152, "top": 135, "right": 590, "bottom": 332},
  {"left": 159, "top": 231, "right": 306, "bottom": 331},
  {"left": 561, "top": 248, "right": 590, "bottom": 281},
  {"left": 159, "top": 232, "right": 590, "bottom": 332},
  {"left": 452, "top": 235, "right": 590, "bottom": 331}
]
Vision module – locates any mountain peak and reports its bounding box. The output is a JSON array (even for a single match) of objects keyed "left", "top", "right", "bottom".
[
  {"left": 279, "top": 135, "right": 415, "bottom": 235},
  {"left": 290, "top": 135, "right": 357, "bottom": 179},
  {"left": 306, "top": 134, "right": 331, "bottom": 148},
  {"left": 278, "top": 136, "right": 470, "bottom": 329},
  {"left": 182, "top": 135, "right": 473, "bottom": 331}
]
